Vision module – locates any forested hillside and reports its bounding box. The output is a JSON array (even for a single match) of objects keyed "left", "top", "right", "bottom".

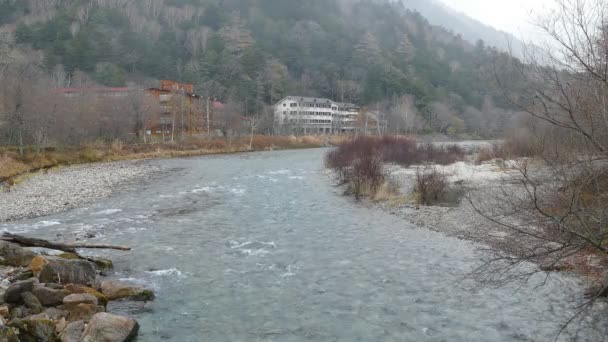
[{"left": 1, "top": 0, "right": 525, "bottom": 136}]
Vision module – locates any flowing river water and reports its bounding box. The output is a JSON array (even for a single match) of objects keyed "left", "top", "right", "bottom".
[{"left": 1, "top": 149, "right": 607, "bottom": 341}]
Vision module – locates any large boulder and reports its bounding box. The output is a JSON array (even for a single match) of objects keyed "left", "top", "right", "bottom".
[
  {"left": 33, "top": 257, "right": 96, "bottom": 286},
  {"left": 5, "top": 278, "right": 37, "bottom": 303},
  {"left": 64, "top": 284, "right": 108, "bottom": 307},
  {"left": 100, "top": 281, "right": 155, "bottom": 302},
  {"left": 21, "top": 291, "right": 43, "bottom": 314},
  {"left": 59, "top": 320, "right": 84, "bottom": 342},
  {"left": 81, "top": 313, "right": 138, "bottom": 342},
  {"left": 33, "top": 285, "right": 70, "bottom": 307},
  {"left": 9, "top": 313, "right": 58, "bottom": 342},
  {"left": 0, "top": 241, "right": 37, "bottom": 267},
  {"left": 63, "top": 294, "right": 100, "bottom": 322}
]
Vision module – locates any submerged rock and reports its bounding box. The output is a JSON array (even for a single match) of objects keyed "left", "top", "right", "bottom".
[
  {"left": 0, "top": 241, "right": 37, "bottom": 267},
  {"left": 81, "top": 313, "right": 138, "bottom": 342},
  {"left": 35, "top": 257, "right": 96, "bottom": 286},
  {"left": 100, "top": 281, "right": 154, "bottom": 302}
]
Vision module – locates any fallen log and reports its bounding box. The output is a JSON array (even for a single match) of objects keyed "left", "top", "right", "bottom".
[{"left": 1, "top": 233, "right": 131, "bottom": 253}]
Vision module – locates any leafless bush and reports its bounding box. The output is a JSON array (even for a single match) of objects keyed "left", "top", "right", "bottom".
[{"left": 415, "top": 166, "right": 449, "bottom": 205}]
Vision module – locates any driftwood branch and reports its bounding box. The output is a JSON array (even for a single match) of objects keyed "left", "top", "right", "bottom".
[{"left": 1, "top": 233, "right": 131, "bottom": 253}]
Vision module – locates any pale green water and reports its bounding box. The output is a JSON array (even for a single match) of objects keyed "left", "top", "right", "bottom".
[{"left": 3, "top": 149, "right": 606, "bottom": 341}]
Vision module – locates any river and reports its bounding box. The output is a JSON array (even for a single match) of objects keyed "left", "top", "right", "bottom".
[{"left": 1, "top": 149, "right": 606, "bottom": 341}]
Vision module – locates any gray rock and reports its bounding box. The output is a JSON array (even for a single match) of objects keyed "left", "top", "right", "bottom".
[
  {"left": 63, "top": 293, "right": 98, "bottom": 309},
  {"left": 44, "top": 283, "right": 64, "bottom": 290},
  {"left": 10, "top": 306, "right": 30, "bottom": 320},
  {"left": 9, "top": 270, "right": 34, "bottom": 282},
  {"left": 59, "top": 320, "right": 84, "bottom": 342},
  {"left": 38, "top": 258, "right": 96, "bottom": 286},
  {"left": 33, "top": 285, "right": 70, "bottom": 307},
  {"left": 81, "top": 313, "right": 138, "bottom": 342},
  {"left": 21, "top": 291, "right": 43, "bottom": 314},
  {"left": 0, "top": 241, "right": 37, "bottom": 267},
  {"left": 5, "top": 278, "right": 37, "bottom": 303},
  {"left": 42, "top": 307, "right": 68, "bottom": 320}
]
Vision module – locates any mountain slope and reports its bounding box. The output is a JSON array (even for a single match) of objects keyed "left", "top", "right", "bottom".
[
  {"left": 1, "top": 0, "right": 525, "bottom": 136},
  {"left": 398, "top": 0, "right": 525, "bottom": 55}
]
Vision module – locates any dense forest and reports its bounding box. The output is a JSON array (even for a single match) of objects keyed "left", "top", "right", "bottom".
[{"left": 1, "top": 0, "right": 526, "bottom": 136}]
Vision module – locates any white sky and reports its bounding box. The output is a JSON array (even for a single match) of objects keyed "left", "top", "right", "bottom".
[{"left": 439, "top": 0, "right": 554, "bottom": 41}]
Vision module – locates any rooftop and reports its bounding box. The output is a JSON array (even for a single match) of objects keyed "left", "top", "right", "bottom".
[{"left": 54, "top": 87, "right": 132, "bottom": 94}]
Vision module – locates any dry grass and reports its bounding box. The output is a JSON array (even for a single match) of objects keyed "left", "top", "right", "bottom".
[
  {"left": 0, "top": 155, "right": 29, "bottom": 181},
  {"left": 372, "top": 180, "right": 402, "bottom": 202}
]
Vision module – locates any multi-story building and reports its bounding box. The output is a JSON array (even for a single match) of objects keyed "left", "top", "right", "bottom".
[
  {"left": 273, "top": 96, "right": 359, "bottom": 135},
  {"left": 145, "top": 80, "right": 203, "bottom": 137}
]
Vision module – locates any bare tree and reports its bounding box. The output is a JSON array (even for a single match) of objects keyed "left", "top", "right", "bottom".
[{"left": 471, "top": 0, "right": 608, "bottom": 334}]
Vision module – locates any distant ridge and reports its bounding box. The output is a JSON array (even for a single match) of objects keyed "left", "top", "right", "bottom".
[{"left": 398, "top": 0, "right": 525, "bottom": 55}]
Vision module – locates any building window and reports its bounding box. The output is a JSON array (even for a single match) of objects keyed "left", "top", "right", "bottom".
[{"left": 283, "top": 103, "right": 286, "bottom": 107}]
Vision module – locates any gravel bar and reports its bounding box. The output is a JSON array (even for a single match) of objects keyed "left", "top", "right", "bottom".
[{"left": 0, "top": 161, "right": 160, "bottom": 222}]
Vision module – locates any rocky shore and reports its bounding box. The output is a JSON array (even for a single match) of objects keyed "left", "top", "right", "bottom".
[
  {"left": 0, "top": 161, "right": 160, "bottom": 223},
  {"left": 0, "top": 240, "right": 153, "bottom": 341},
  {"left": 379, "top": 161, "right": 521, "bottom": 252},
  {"left": 375, "top": 160, "right": 608, "bottom": 280}
]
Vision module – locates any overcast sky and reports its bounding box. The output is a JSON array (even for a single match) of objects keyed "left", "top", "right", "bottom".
[{"left": 439, "top": 0, "right": 554, "bottom": 40}]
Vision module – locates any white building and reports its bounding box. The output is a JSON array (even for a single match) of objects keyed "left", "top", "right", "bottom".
[{"left": 273, "top": 96, "right": 359, "bottom": 135}]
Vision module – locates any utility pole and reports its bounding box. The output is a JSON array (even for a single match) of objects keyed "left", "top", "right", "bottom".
[
  {"left": 180, "top": 94, "right": 184, "bottom": 141},
  {"left": 206, "top": 97, "right": 210, "bottom": 135}
]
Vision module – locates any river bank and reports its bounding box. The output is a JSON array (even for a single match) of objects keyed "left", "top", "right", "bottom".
[
  {"left": 373, "top": 158, "right": 608, "bottom": 283},
  {"left": 0, "top": 135, "right": 336, "bottom": 183},
  {"left": 0, "top": 135, "right": 339, "bottom": 223},
  {"left": 0, "top": 161, "right": 162, "bottom": 223}
]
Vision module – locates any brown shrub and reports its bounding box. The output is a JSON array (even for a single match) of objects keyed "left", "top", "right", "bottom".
[{"left": 415, "top": 166, "right": 449, "bottom": 205}]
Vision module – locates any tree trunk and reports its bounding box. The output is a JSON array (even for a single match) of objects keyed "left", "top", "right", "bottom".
[{"left": 1, "top": 233, "right": 131, "bottom": 253}]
